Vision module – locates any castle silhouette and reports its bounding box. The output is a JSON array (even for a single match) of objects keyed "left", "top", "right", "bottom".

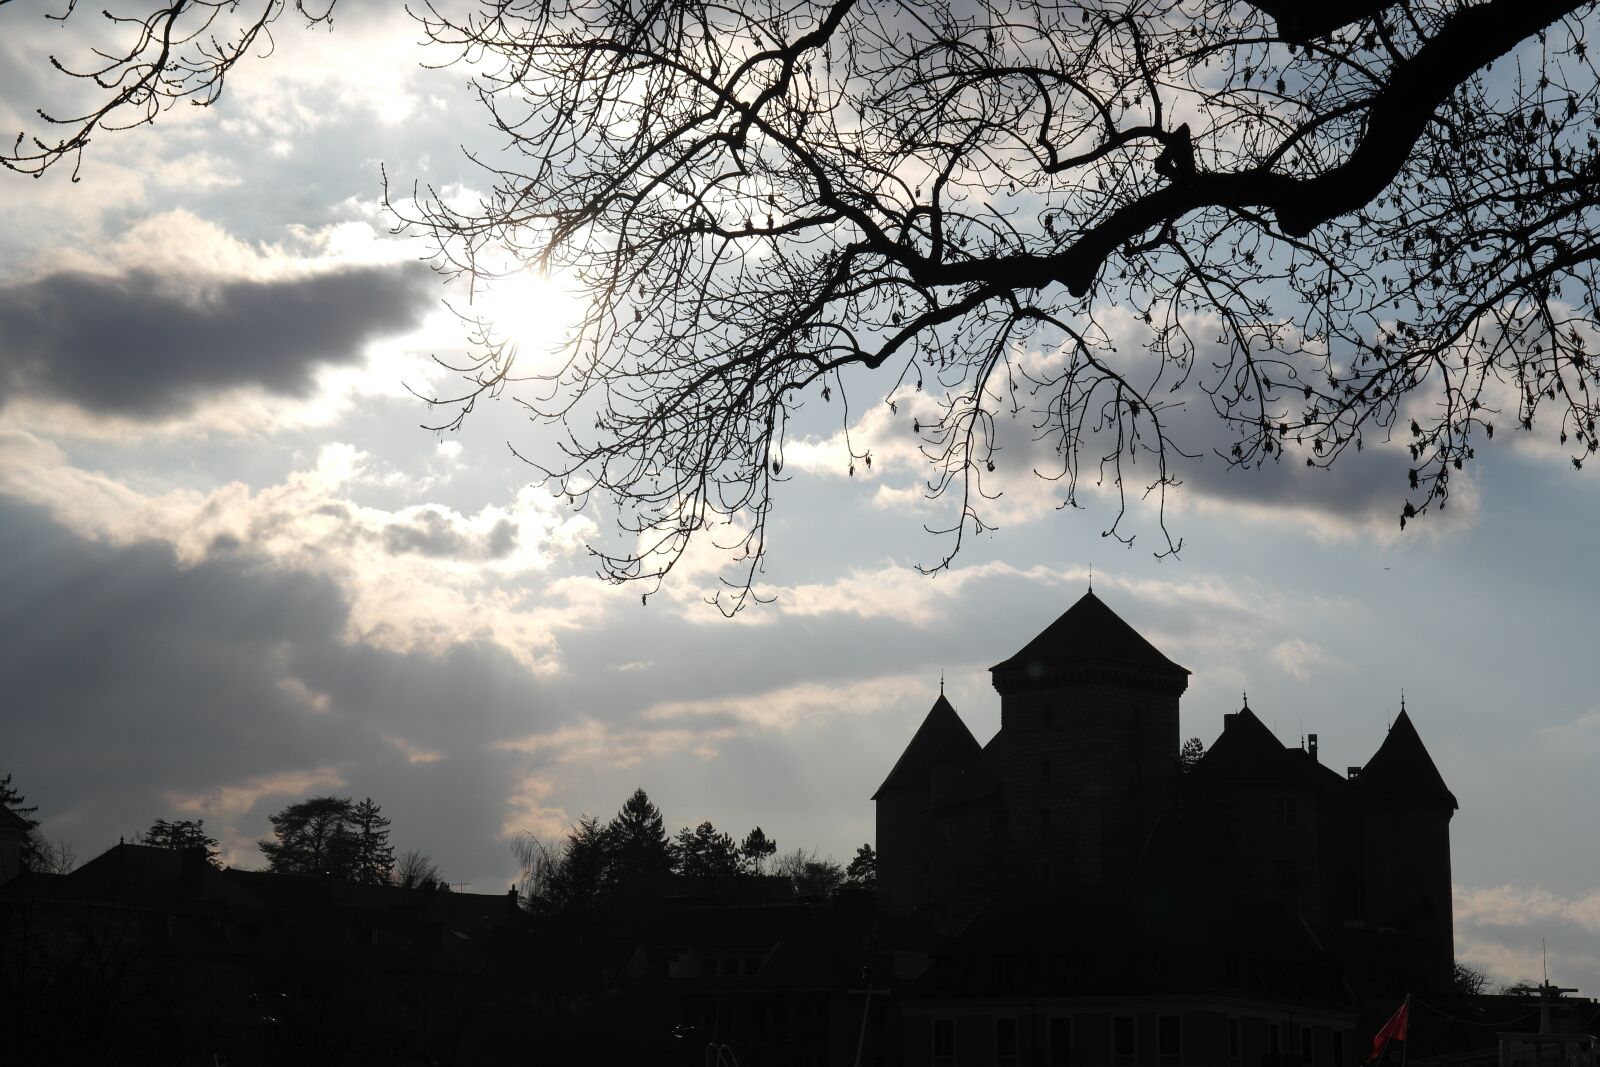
[{"left": 875, "top": 589, "right": 1457, "bottom": 1012}]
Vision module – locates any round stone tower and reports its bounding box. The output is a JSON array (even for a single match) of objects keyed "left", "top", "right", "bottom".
[{"left": 989, "top": 589, "right": 1190, "bottom": 886}]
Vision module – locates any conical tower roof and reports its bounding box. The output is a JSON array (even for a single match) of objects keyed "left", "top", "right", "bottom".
[
  {"left": 1197, "top": 704, "right": 1300, "bottom": 780},
  {"left": 1354, "top": 710, "right": 1457, "bottom": 810},
  {"left": 990, "top": 589, "right": 1189, "bottom": 692},
  {"left": 872, "top": 693, "right": 980, "bottom": 800}
]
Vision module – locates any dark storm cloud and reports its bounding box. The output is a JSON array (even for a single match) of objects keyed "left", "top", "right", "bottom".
[
  {"left": 0, "top": 262, "right": 434, "bottom": 418},
  {"left": 982, "top": 337, "right": 1425, "bottom": 530},
  {"left": 0, "top": 498, "right": 553, "bottom": 887}
]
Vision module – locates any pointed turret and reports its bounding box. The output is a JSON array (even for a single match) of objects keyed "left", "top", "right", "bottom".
[
  {"left": 875, "top": 692, "right": 982, "bottom": 913},
  {"left": 1354, "top": 710, "right": 1458, "bottom": 810},
  {"left": 873, "top": 693, "right": 980, "bottom": 800},
  {"left": 1354, "top": 707, "right": 1457, "bottom": 991},
  {"left": 990, "top": 589, "right": 1190, "bottom": 693}
]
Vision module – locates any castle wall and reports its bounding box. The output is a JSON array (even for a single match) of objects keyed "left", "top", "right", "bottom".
[
  {"left": 876, "top": 790, "right": 930, "bottom": 914},
  {"left": 1357, "top": 801, "right": 1455, "bottom": 991},
  {"left": 998, "top": 680, "right": 1179, "bottom": 886},
  {"left": 1210, "top": 779, "right": 1328, "bottom": 923}
]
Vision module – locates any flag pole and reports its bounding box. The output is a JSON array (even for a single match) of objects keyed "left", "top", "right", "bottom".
[{"left": 1400, "top": 994, "right": 1410, "bottom": 1067}]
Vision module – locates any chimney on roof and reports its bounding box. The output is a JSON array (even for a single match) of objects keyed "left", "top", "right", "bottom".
[{"left": 1308, "top": 733, "right": 1319, "bottom": 762}]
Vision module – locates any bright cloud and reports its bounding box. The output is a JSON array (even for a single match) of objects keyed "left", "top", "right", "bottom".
[
  {"left": 1270, "top": 638, "right": 1337, "bottom": 682},
  {"left": 0, "top": 431, "right": 598, "bottom": 673}
]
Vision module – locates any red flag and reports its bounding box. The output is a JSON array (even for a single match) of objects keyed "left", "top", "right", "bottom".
[{"left": 1367, "top": 998, "right": 1409, "bottom": 1063}]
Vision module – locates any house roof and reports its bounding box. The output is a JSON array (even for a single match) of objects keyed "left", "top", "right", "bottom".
[
  {"left": 1196, "top": 705, "right": 1326, "bottom": 782},
  {"left": 990, "top": 589, "right": 1189, "bottom": 690},
  {"left": 0, "top": 805, "right": 32, "bottom": 833},
  {"left": 69, "top": 843, "right": 262, "bottom": 906},
  {"left": 873, "top": 693, "right": 980, "bottom": 800},
  {"left": 1354, "top": 710, "right": 1458, "bottom": 810}
]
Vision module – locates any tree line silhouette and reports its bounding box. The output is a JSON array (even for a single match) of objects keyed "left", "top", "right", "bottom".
[
  {"left": 516, "top": 788, "right": 875, "bottom": 914},
  {"left": 1, "top": 773, "right": 871, "bottom": 904}
]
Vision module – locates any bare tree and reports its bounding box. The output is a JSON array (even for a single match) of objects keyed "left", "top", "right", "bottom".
[
  {"left": 512, "top": 831, "right": 559, "bottom": 907},
  {"left": 33, "top": 836, "right": 77, "bottom": 876},
  {"left": 773, "top": 846, "right": 844, "bottom": 898},
  {"left": 393, "top": 848, "right": 446, "bottom": 890},
  {"left": 10, "top": 0, "right": 1600, "bottom": 605}
]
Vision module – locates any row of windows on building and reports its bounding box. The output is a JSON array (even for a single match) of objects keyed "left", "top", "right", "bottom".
[{"left": 927, "top": 1012, "right": 1349, "bottom": 1067}]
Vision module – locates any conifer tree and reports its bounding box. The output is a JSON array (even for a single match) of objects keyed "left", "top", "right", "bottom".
[
  {"left": 844, "top": 844, "right": 877, "bottom": 891},
  {"left": 606, "top": 788, "right": 673, "bottom": 885},
  {"left": 545, "top": 815, "right": 611, "bottom": 913},
  {"left": 143, "top": 818, "right": 222, "bottom": 867},
  {"left": 2, "top": 772, "right": 43, "bottom": 871},
  {"left": 259, "top": 796, "right": 358, "bottom": 878},
  {"left": 673, "top": 821, "right": 741, "bottom": 879},
  {"left": 740, "top": 827, "right": 777, "bottom": 876},
  {"left": 348, "top": 797, "right": 395, "bottom": 885}
]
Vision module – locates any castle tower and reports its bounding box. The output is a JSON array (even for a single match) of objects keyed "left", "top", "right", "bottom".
[
  {"left": 1353, "top": 708, "right": 1458, "bottom": 991},
  {"left": 989, "top": 590, "right": 1189, "bottom": 886},
  {"left": 873, "top": 692, "right": 980, "bottom": 913}
]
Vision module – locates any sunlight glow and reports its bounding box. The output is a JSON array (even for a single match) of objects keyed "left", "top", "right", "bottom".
[{"left": 471, "top": 271, "right": 582, "bottom": 377}]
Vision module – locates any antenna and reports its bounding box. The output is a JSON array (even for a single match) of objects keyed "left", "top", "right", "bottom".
[{"left": 939, "top": 670, "right": 944, "bottom": 696}]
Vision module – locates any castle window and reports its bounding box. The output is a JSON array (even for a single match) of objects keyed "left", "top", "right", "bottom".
[
  {"left": 1273, "top": 795, "right": 1298, "bottom": 828},
  {"left": 1301, "top": 1026, "right": 1314, "bottom": 1064},
  {"left": 1227, "top": 1019, "right": 1241, "bottom": 1067},
  {"left": 1159, "top": 1015, "right": 1180, "bottom": 1065},
  {"left": 996, "top": 1017, "right": 1019, "bottom": 1066},
  {"left": 1333, "top": 1030, "right": 1346, "bottom": 1067},
  {"left": 1114, "top": 1016, "right": 1136, "bottom": 1065},
  {"left": 1041, "top": 756, "right": 1051, "bottom": 779},
  {"left": 1040, "top": 807, "right": 1052, "bottom": 828},
  {"left": 1049, "top": 1017, "right": 1072, "bottom": 1066}
]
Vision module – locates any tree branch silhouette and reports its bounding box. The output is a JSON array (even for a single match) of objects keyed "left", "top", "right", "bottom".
[{"left": 11, "top": 0, "right": 1600, "bottom": 608}]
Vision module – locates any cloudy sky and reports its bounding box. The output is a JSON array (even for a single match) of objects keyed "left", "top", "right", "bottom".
[{"left": 2, "top": 0, "right": 1597, "bottom": 994}]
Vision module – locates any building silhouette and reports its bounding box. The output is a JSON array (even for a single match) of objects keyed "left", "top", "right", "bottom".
[{"left": 874, "top": 590, "right": 1461, "bottom": 1064}]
